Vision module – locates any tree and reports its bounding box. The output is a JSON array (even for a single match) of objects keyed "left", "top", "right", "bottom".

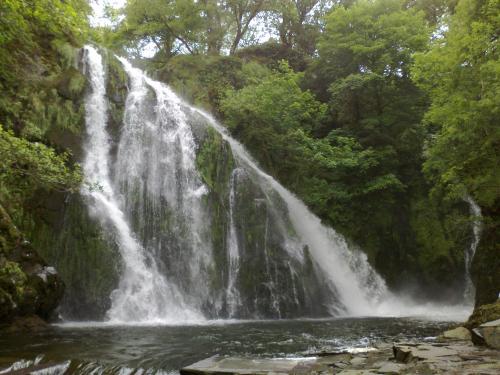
[
  {"left": 413, "top": 0, "right": 499, "bottom": 209},
  {"left": 312, "top": 0, "right": 429, "bottom": 96},
  {"left": 275, "top": 0, "right": 326, "bottom": 55},
  {"left": 227, "top": 0, "right": 268, "bottom": 54},
  {"left": 118, "top": 0, "right": 207, "bottom": 56},
  {"left": 414, "top": 0, "right": 500, "bottom": 306},
  {"left": 221, "top": 62, "right": 327, "bottom": 169},
  {"left": 313, "top": 0, "right": 429, "bottom": 181}
]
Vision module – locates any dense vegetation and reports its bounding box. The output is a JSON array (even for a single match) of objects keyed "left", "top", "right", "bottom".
[
  {"left": 0, "top": 0, "right": 89, "bottom": 323},
  {"left": 0, "top": 0, "right": 498, "bottom": 322}
]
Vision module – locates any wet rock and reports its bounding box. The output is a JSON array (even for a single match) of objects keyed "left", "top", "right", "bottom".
[
  {"left": 410, "top": 344, "right": 458, "bottom": 360},
  {"left": 333, "top": 361, "right": 349, "bottom": 368},
  {"left": 471, "top": 327, "right": 486, "bottom": 346},
  {"left": 440, "top": 326, "right": 471, "bottom": 341},
  {"left": 377, "top": 362, "right": 405, "bottom": 373},
  {"left": 349, "top": 356, "right": 367, "bottom": 366},
  {"left": 181, "top": 341, "right": 500, "bottom": 375},
  {"left": 465, "top": 300, "right": 500, "bottom": 329},
  {"left": 4, "top": 315, "right": 49, "bottom": 332},
  {"left": 478, "top": 319, "right": 500, "bottom": 349},
  {"left": 392, "top": 346, "right": 413, "bottom": 363},
  {"left": 0, "top": 204, "right": 64, "bottom": 324}
]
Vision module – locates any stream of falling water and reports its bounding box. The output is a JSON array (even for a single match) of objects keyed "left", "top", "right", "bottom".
[
  {"left": 226, "top": 168, "right": 243, "bottom": 317},
  {"left": 463, "top": 195, "right": 482, "bottom": 302},
  {"left": 82, "top": 46, "right": 203, "bottom": 323}
]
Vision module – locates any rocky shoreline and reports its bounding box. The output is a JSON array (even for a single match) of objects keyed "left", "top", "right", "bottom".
[
  {"left": 181, "top": 316, "right": 500, "bottom": 375},
  {"left": 181, "top": 338, "right": 500, "bottom": 375}
]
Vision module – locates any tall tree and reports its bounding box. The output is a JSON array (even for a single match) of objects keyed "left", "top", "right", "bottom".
[
  {"left": 119, "top": 0, "right": 206, "bottom": 56},
  {"left": 413, "top": 0, "right": 499, "bottom": 209},
  {"left": 276, "top": 0, "right": 325, "bottom": 54},
  {"left": 227, "top": 0, "right": 268, "bottom": 54}
]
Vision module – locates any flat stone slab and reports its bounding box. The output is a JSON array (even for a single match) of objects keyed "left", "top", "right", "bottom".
[{"left": 180, "top": 356, "right": 318, "bottom": 375}]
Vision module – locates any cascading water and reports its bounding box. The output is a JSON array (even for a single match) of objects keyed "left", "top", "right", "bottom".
[
  {"left": 80, "top": 46, "right": 472, "bottom": 323},
  {"left": 226, "top": 168, "right": 243, "bottom": 317},
  {"left": 188, "top": 109, "right": 388, "bottom": 316},
  {"left": 463, "top": 195, "right": 482, "bottom": 302},
  {"left": 82, "top": 46, "right": 203, "bottom": 323}
]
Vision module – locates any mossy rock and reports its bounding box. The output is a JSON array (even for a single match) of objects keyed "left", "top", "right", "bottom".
[
  {"left": 472, "top": 212, "right": 500, "bottom": 308},
  {"left": 465, "top": 300, "right": 500, "bottom": 329},
  {"left": 0, "top": 204, "right": 64, "bottom": 323},
  {"left": 21, "top": 195, "right": 120, "bottom": 320},
  {"left": 55, "top": 68, "right": 87, "bottom": 100}
]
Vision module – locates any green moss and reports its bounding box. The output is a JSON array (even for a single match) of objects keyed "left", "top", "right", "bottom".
[
  {"left": 0, "top": 261, "right": 28, "bottom": 297},
  {"left": 21, "top": 196, "right": 120, "bottom": 319},
  {"left": 195, "top": 126, "right": 235, "bottom": 291},
  {"left": 465, "top": 300, "right": 500, "bottom": 329},
  {"left": 409, "top": 195, "right": 468, "bottom": 286}
]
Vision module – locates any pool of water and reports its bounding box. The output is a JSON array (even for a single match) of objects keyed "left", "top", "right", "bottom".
[{"left": 0, "top": 317, "right": 457, "bottom": 374}]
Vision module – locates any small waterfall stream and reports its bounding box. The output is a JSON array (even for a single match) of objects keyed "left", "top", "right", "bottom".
[
  {"left": 226, "top": 168, "right": 243, "bottom": 317},
  {"left": 463, "top": 195, "right": 482, "bottom": 302},
  {"left": 80, "top": 46, "right": 473, "bottom": 323}
]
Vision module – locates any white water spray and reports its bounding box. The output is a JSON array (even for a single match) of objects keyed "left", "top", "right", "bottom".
[{"left": 82, "top": 45, "right": 203, "bottom": 323}]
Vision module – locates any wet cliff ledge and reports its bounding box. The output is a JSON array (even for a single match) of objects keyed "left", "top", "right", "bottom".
[{"left": 0, "top": 204, "right": 64, "bottom": 327}]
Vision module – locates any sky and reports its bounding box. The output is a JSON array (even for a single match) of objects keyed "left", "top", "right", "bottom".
[
  {"left": 88, "top": 0, "right": 278, "bottom": 58},
  {"left": 89, "top": 0, "right": 126, "bottom": 27}
]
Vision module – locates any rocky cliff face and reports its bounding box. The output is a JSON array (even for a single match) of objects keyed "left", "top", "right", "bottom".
[
  {"left": 0, "top": 204, "right": 64, "bottom": 323},
  {"left": 471, "top": 204, "right": 500, "bottom": 308}
]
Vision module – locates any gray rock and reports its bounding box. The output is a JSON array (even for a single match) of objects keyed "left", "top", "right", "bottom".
[
  {"left": 377, "top": 362, "right": 405, "bottom": 373},
  {"left": 440, "top": 326, "right": 471, "bottom": 341},
  {"left": 471, "top": 327, "right": 486, "bottom": 346},
  {"left": 392, "top": 346, "right": 413, "bottom": 363},
  {"left": 350, "top": 357, "right": 366, "bottom": 366},
  {"left": 411, "top": 344, "right": 458, "bottom": 360},
  {"left": 479, "top": 319, "right": 500, "bottom": 349}
]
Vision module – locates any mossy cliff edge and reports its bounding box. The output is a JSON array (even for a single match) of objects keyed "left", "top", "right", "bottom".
[{"left": 0, "top": 204, "right": 63, "bottom": 324}]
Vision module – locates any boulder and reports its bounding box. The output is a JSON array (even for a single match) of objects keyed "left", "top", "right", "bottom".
[
  {"left": 471, "top": 328, "right": 486, "bottom": 346},
  {"left": 4, "top": 315, "right": 49, "bottom": 332},
  {"left": 465, "top": 300, "right": 500, "bottom": 329},
  {"left": 440, "top": 326, "right": 471, "bottom": 341},
  {"left": 478, "top": 319, "right": 500, "bottom": 349},
  {"left": 392, "top": 346, "right": 413, "bottom": 363}
]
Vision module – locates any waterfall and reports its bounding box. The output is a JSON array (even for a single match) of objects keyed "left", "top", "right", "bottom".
[
  {"left": 81, "top": 47, "right": 471, "bottom": 323},
  {"left": 188, "top": 109, "right": 388, "bottom": 316},
  {"left": 82, "top": 46, "right": 203, "bottom": 323},
  {"left": 463, "top": 195, "right": 482, "bottom": 302},
  {"left": 226, "top": 168, "right": 242, "bottom": 317}
]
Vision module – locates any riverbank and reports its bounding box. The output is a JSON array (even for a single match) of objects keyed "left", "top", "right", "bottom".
[{"left": 181, "top": 339, "right": 500, "bottom": 375}]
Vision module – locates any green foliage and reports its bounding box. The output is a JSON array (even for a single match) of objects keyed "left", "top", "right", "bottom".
[
  {"left": 0, "top": 128, "right": 82, "bottom": 214},
  {"left": 222, "top": 62, "right": 326, "bottom": 136},
  {"left": 155, "top": 54, "right": 271, "bottom": 112},
  {"left": 220, "top": 63, "right": 407, "bottom": 233},
  {"left": 413, "top": 0, "right": 500, "bottom": 209},
  {"left": 315, "top": 0, "right": 429, "bottom": 90}
]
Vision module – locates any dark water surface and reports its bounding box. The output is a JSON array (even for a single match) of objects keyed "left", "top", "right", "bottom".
[{"left": 0, "top": 317, "right": 455, "bottom": 374}]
